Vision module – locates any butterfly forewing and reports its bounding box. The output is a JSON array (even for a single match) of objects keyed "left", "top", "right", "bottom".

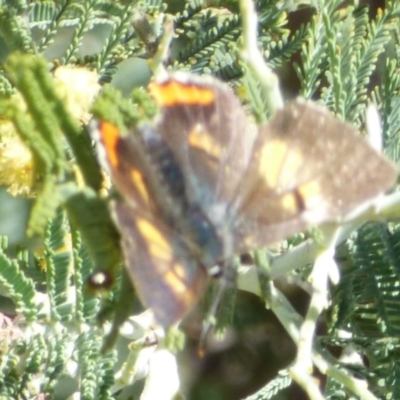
[
  {"left": 235, "top": 101, "right": 397, "bottom": 250},
  {"left": 150, "top": 73, "right": 256, "bottom": 206},
  {"left": 92, "top": 120, "right": 158, "bottom": 214}
]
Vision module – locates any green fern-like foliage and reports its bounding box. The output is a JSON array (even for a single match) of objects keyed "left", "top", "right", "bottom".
[
  {"left": 324, "top": 221, "right": 400, "bottom": 397},
  {"left": 1, "top": 0, "right": 400, "bottom": 399},
  {"left": 334, "top": 222, "right": 400, "bottom": 336},
  {"left": 0, "top": 208, "right": 117, "bottom": 398}
]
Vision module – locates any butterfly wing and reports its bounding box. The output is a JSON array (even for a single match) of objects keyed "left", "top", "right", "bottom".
[
  {"left": 92, "top": 108, "right": 209, "bottom": 326},
  {"left": 112, "top": 202, "right": 207, "bottom": 327},
  {"left": 149, "top": 73, "right": 256, "bottom": 207},
  {"left": 91, "top": 120, "right": 159, "bottom": 214},
  {"left": 235, "top": 101, "right": 397, "bottom": 250}
]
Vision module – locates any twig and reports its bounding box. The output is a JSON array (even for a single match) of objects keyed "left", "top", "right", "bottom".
[{"left": 239, "top": 0, "right": 284, "bottom": 113}]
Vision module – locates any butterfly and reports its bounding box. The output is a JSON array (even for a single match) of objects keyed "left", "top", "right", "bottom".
[{"left": 91, "top": 72, "right": 397, "bottom": 327}]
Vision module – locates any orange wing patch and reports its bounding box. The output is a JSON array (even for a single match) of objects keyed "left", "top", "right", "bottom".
[
  {"left": 98, "top": 121, "right": 121, "bottom": 167},
  {"left": 149, "top": 81, "right": 215, "bottom": 107},
  {"left": 136, "top": 217, "right": 171, "bottom": 261},
  {"left": 188, "top": 124, "right": 222, "bottom": 159},
  {"left": 130, "top": 169, "right": 150, "bottom": 204},
  {"left": 136, "top": 216, "right": 200, "bottom": 308}
]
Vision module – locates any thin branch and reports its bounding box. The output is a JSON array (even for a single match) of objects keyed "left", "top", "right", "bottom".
[{"left": 239, "top": 0, "right": 284, "bottom": 113}]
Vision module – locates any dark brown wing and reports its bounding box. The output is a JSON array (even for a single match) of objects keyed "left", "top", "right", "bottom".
[
  {"left": 112, "top": 202, "right": 207, "bottom": 327},
  {"left": 234, "top": 101, "right": 397, "bottom": 251},
  {"left": 149, "top": 73, "right": 256, "bottom": 206},
  {"left": 92, "top": 120, "right": 190, "bottom": 222},
  {"left": 91, "top": 120, "right": 157, "bottom": 214}
]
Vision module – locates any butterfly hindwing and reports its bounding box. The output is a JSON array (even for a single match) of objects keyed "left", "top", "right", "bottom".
[{"left": 112, "top": 202, "right": 207, "bottom": 326}]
